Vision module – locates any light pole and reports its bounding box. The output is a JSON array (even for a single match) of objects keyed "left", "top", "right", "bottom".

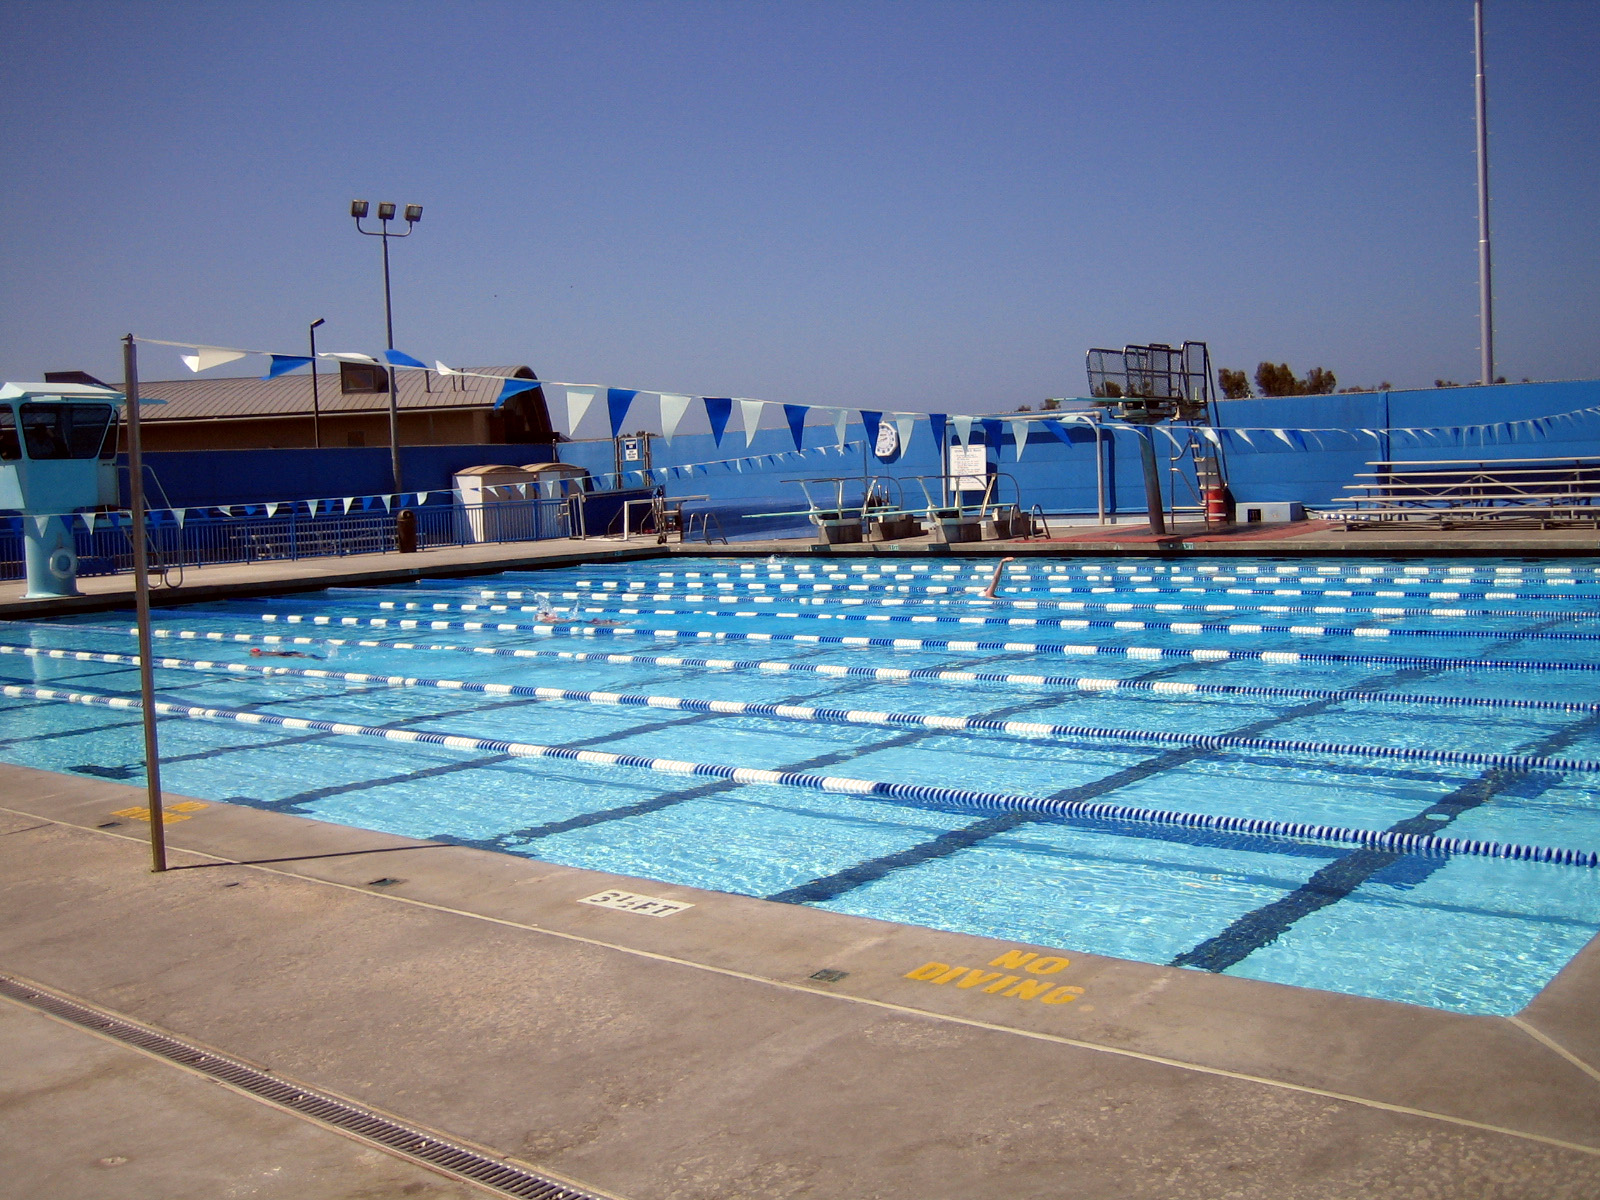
[
  {"left": 350, "top": 199, "right": 422, "bottom": 494},
  {"left": 309, "top": 317, "right": 325, "bottom": 449}
]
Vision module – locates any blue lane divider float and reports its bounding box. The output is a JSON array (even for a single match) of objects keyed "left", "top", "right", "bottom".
[
  {"left": 458, "top": 588, "right": 1593, "bottom": 628},
  {"left": 254, "top": 611, "right": 1600, "bottom": 674},
  {"left": 5, "top": 679, "right": 1595, "bottom": 868},
  {"left": 9, "top": 641, "right": 1599, "bottom": 776},
  {"left": 112, "top": 626, "right": 1600, "bottom": 715},
  {"left": 369, "top": 597, "right": 1600, "bottom": 646}
]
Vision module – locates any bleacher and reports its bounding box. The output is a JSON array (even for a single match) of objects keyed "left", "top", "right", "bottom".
[{"left": 1331, "top": 456, "right": 1600, "bottom": 529}]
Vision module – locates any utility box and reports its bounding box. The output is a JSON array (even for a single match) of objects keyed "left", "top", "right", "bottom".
[
  {"left": 1236, "top": 501, "right": 1304, "bottom": 524},
  {"left": 0, "top": 382, "right": 123, "bottom": 597},
  {"left": 453, "top": 463, "right": 588, "bottom": 543}
]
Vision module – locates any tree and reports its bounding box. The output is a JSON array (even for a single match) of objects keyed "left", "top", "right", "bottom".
[
  {"left": 1217, "top": 368, "right": 1251, "bottom": 399},
  {"left": 1254, "top": 362, "right": 1337, "bottom": 397}
]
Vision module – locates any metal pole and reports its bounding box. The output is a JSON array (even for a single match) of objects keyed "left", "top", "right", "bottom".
[
  {"left": 1475, "top": 0, "right": 1495, "bottom": 386},
  {"left": 1137, "top": 427, "right": 1166, "bottom": 536},
  {"left": 1093, "top": 415, "right": 1106, "bottom": 525},
  {"left": 380, "top": 222, "right": 403, "bottom": 495},
  {"left": 309, "top": 318, "right": 324, "bottom": 449},
  {"left": 121, "top": 335, "right": 166, "bottom": 872}
]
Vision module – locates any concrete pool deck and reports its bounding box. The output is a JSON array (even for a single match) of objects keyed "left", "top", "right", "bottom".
[
  {"left": 3, "top": 529, "right": 1600, "bottom": 1196},
  {"left": 3, "top": 763, "right": 1599, "bottom": 1199}
]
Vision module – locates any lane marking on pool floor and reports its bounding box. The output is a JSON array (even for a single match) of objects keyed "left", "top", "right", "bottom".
[
  {"left": 9, "top": 643, "right": 1600, "bottom": 781},
  {"left": 7, "top": 801, "right": 1598, "bottom": 1160}
]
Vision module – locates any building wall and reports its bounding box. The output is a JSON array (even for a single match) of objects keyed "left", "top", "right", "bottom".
[{"left": 136, "top": 409, "right": 491, "bottom": 452}]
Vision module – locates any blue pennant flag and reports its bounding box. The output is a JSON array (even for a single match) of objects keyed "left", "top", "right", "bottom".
[
  {"left": 493, "top": 377, "right": 543, "bottom": 409},
  {"left": 384, "top": 349, "right": 428, "bottom": 369},
  {"left": 263, "top": 355, "right": 313, "bottom": 380},
  {"left": 929, "top": 412, "right": 948, "bottom": 449},
  {"left": 859, "top": 410, "right": 882, "bottom": 442},
  {"left": 980, "top": 418, "right": 1005, "bottom": 448},
  {"left": 705, "top": 397, "right": 733, "bottom": 446},
  {"left": 783, "top": 404, "right": 808, "bottom": 451},
  {"left": 607, "top": 388, "right": 639, "bottom": 437}
]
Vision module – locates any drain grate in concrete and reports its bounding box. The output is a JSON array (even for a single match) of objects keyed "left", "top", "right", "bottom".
[{"left": 0, "top": 972, "right": 610, "bottom": 1200}]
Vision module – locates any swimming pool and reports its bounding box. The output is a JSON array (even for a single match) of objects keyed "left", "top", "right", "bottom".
[{"left": 3, "top": 553, "right": 1599, "bottom": 1017}]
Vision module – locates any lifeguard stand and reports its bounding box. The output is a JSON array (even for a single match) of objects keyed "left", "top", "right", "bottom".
[{"left": 0, "top": 382, "right": 123, "bottom": 597}]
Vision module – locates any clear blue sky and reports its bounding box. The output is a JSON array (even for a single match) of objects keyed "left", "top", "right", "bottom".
[{"left": 1, "top": 1, "right": 1595, "bottom": 411}]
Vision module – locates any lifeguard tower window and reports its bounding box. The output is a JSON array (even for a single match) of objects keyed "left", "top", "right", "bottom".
[
  {"left": 339, "top": 362, "right": 389, "bottom": 394},
  {"left": 0, "top": 409, "right": 18, "bottom": 460},
  {"left": 18, "top": 402, "right": 114, "bottom": 459}
]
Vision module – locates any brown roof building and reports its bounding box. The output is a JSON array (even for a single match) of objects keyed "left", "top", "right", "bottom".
[{"left": 129, "top": 363, "right": 556, "bottom": 452}]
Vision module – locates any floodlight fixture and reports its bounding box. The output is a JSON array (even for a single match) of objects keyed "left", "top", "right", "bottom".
[
  {"left": 350, "top": 199, "right": 369, "bottom": 219},
  {"left": 404, "top": 204, "right": 423, "bottom": 224},
  {"left": 377, "top": 202, "right": 396, "bottom": 221},
  {"left": 349, "top": 197, "right": 425, "bottom": 495}
]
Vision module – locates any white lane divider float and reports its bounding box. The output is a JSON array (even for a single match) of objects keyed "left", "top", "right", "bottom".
[
  {"left": 4, "top": 679, "right": 1595, "bottom": 867},
  {"left": 7, "top": 641, "right": 1599, "bottom": 776}
]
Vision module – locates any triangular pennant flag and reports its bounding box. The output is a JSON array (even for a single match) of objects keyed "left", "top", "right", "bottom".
[
  {"left": 172, "top": 508, "right": 186, "bottom": 528},
  {"left": 265, "top": 502, "right": 279, "bottom": 518},
  {"left": 415, "top": 492, "right": 428, "bottom": 506},
  {"left": 951, "top": 415, "right": 974, "bottom": 445},
  {"left": 783, "top": 404, "right": 808, "bottom": 451},
  {"left": 859, "top": 410, "right": 883, "bottom": 443},
  {"left": 384, "top": 349, "right": 428, "bottom": 369},
  {"left": 980, "top": 418, "right": 1004, "bottom": 448},
  {"left": 929, "top": 413, "right": 948, "bottom": 450},
  {"left": 434, "top": 361, "right": 460, "bottom": 376},
  {"left": 1008, "top": 419, "right": 1030, "bottom": 461},
  {"left": 658, "top": 394, "right": 692, "bottom": 444},
  {"left": 705, "top": 398, "right": 733, "bottom": 446},
  {"left": 342, "top": 497, "right": 357, "bottom": 514},
  {"left": 833, "top": 409, "right": 850, "bottom": 450},
  {"left": 565, "top": 388, "right": 596, "bottom": 436},
  {"left": 264, "top": 354, "right": 313, "bottom": 380},
  {"left": 894, "top": 414, "right": 915, "bottom": 453},
  {"left": 380, "top": 494, "right": 393, "bottom": 512},
  {"left": 607, "top": 388, "right": 639, "bottom": 437},
  {"left": 33, "top": 515, "right": 51, "bottom": 536},
  {"left": 306, "top": 499, "right": 320, "bottom": 517},
  {"left": 180, "top": 346, "right": 249, "bottom": 372},
  {"left": 739, "top": 399, "right": 765, "bottom": 448},
  {"left": 322, "top": 352, "right": 382, "bottom": 365},
  {"left": 495, "top": 377, "right": 542, "bottom": 409},
  {"left": 80, "top": 511, "right": 97, "bottom": 533}
]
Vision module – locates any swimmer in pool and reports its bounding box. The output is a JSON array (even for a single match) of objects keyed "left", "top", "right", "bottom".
[
  {"left": 981, "top": 557, "right": 1016, "bottom": 599},
  {"left": 250, "top": 648, "right": 320, "bottom": 659}
]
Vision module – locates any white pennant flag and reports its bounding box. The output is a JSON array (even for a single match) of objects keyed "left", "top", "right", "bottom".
[
  {"left": 951, "top": 415, "right": 974, "bottom": 445},
  {"left": 81, "top": 511, "right": 98, "bottom": 533},
  {"left": 33, "top": 515, "right": 51, "bottom": 535},
  {"left": 434, "top": 361, "right": 459, "bottom": 376},
  {"left": 342, "top": 496, "right": 357, "bottom": 514},
  {"left": 833, "top": 409, "right": 849, "bottom": 450},
  {"left": 180, "top": 346, "right": 249, "bottom": 373},
  {"left": 1009, "top": 419, "right": 1030, "bottom": 461},
  {"left": 172, "top": 508, "right": 186, "bottom": 528},
  {"left": 306, "top": 499, "right": 320, "bottom": 517},
  {"left": 415, "top": 491, "right": 429, "bottom": 506},
  {"left": 894, "top": 414, "right": 916, "bottom": 453},
  {"left": 380, "top": 494, "right": 392, "bottom": 511},
  {"left": 739, "top": 399, "right": 765, "bottom": 448},
  {"left": 565, "top": 388, "right": 596, "bottom": 436},
  {"left": 658, "top": 393, "right": 692, "bottom": 443},
  {"left": 265, "top": 502, "right": 279, "bottom": 518}
]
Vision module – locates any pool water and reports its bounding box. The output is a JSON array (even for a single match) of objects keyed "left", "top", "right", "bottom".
[{"left": 3, "top": 553, "right": 1599, "bottom": 1016}]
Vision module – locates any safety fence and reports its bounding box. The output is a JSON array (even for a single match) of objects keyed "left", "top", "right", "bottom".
[{"left": 0, "top": 497, "right": 574, "bottom": 581}]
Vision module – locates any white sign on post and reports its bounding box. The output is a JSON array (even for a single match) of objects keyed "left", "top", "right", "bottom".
[{"left": 948, "top": 443, "right": 989, "bottom": 492}]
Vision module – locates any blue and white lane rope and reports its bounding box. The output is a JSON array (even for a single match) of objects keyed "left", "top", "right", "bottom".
[
  {"left": 370, "top": 598, "right": 1600, "bottom": 646},
  {"left": 467, "top": 583, "right": 1585, "bottom": 623},
  {"left": 5, "top": 680, "right": 1595, "bottom": 868},
  {"left": 256, "top": 612, "right": 1600, "bottom": 674},
  {"left": 9, "top": 642, "right": 1598, "bottom": 776},
  {"left": 121, "top": 628, "right": 1600, "bottom": 715}
]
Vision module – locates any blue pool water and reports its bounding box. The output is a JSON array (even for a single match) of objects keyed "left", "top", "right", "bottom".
[{"left": 3, "top": 553, "right": 1600, "bottom": 1016}]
